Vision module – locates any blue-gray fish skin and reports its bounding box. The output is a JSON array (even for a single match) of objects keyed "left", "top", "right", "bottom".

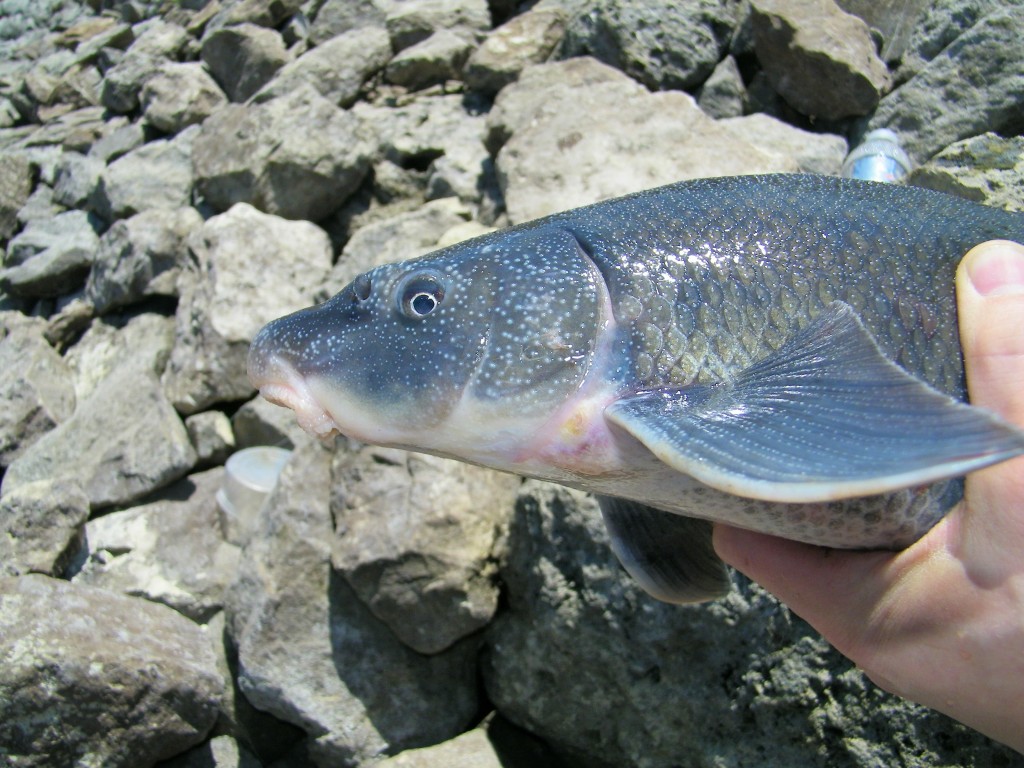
[{"left": 249, "top": 174, "right": 1024, "bottom": 603}]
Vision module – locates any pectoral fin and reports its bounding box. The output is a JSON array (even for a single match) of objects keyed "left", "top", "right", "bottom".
[
  {"left": 598, "top": 496, "right": 731, "bottom": 604},
  {"left": 607, "top": 302, "right": 1024, "bottom": 503}
]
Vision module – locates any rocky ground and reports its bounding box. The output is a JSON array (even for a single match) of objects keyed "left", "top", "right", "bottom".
[{"left": 1, "top": 0, "right": 1023, "bottom": 766}]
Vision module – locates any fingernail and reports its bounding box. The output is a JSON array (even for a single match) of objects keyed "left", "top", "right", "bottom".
[{"left": 966, "top": 240, "right": 1024, "bottom": 296}]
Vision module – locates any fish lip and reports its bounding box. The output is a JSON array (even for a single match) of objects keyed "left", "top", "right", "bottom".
[{"left": 253, "top": 355, "right": 342, "bottom": 440}]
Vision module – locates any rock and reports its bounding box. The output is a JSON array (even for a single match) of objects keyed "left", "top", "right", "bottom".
[
  {"left": 1, "top": 366, "right": 196, "bottom": 510},
  {"left": 492, "top": 58, "right": 797, "bottom": 223},
  {"left": 464, "top": 7, "right": 568, "bottom": 94},
  {"left": 385, "top": 29, "right": 475, "bottom": 90},
  {"left": 720, "top": 113, "right": 849, "bottom": 175},
  {"left": 560, "top": 0, "right": 737, "bottom": 91},
  {"left": 231, "top": 394, "right": 312, "bottom": 451},
  {"left": 87, "top": 119, "right": 147, "bottom": 163},
  {"left": 1, "top": 208, "right": 102, "bottom": 297},
  {"left": 908, "top": 133, "right": 1024, "bottom": 212},
  {"left": 325, "top": 197, "right": 472, "bottom": 298},
  {"left": 86, "top": 206, "right": 203, "bottom": 314},
  {"left": 0, "top": 151, "right": 33, "bottom": 242},
  {"left": 225, "top": 441, "right": 481, "bottom": 765},
  {"left": 162, "top": 203, "right": 332, "bottom": 414},
  {"left": 331, "top": 443, "right": 520, "bottom": 654},
  {"left": 63, "top": 312, "right": 176, "bottom": 402},
  {"left": 696, "top": 54, "right": 746, "bottom": 119},
  {"left": 193, "top": 85, "right": 371, "bottom": 221},
  {"left": 483, "top": 481, "right": 1012, "bottom": 767},
  {"left": 834, "top": 0, "right": 930, "bottom": 62},
  {"left": 159, "top": 734, "right": 262, "bottom": 768},
  {"left": 867, "top": 8, "right": 1024, "bottom": 163},
  {"left": 385, "top": 0, "right": 491, "bottom": 52},
  {"left": 52, "top": 150, "right": 104, "bottom": 208},
  {"left": 254, "top": 26, "right": 391, "bottom": 107},
  {"left": 308, "top": 0, "right": 389, "bottom": 45},
  {"left": 0, "top": 478, "right": 89, "bottom": 577},
  {"left": 92, "top": 124, "right": 197, "bottom": 221},
  {"left": 141, "top": 61, "right": 228, "bottom": 135},
  {"left": 749, "top": 0, "right": 891, "bottom": 119},
  {"left": 0, "top": 574, "right": 223, "bottom": 768},
  {"left": 71, "top": 468, "right": 240, "bottom": 622},
  {"left": 0, "top": 325, "right": 75, "bottom": 467},
  {"left": 100, "top": 20, "right": 191, "bottom": 113},
  {"left": 200, "top": 23, "right": 289, "bottom": 103},
  {"left": 205, "top": 0, "right": 304, "bottom": 31},
  {"left": 186, "top": 411, "right": 236, "bottom": 465}
]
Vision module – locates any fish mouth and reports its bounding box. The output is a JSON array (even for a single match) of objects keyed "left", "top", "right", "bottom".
[{"left": 250, "top": 354, "right": 342, "bottom": 440}]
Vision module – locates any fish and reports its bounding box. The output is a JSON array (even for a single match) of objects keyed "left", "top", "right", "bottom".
[{"left": 248, "top": 173, "right": 1024, "bottom": 603}]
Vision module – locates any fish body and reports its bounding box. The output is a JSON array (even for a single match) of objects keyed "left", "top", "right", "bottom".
[{"left": 249, "top": 174, "right": 1024, "bottom": 602}]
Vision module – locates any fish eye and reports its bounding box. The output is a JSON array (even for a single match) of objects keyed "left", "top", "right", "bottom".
[{"left": 396, "top": 270, "right": 446, "bottom": 319}]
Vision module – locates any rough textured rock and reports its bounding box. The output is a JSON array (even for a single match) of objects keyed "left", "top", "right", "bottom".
[
  {"left": 141, "top": 61, "right": 228, "bottom": 135},
  {"left": 484, "top": 481, "right": 1010, "bottom": 768},
  {"left": 254, "top": 26, "right": 391, "bottom": 107},
  {"left": 720, "top": 113, "right": 849, "bottom": 175},
  {"left": 385, "top": 0, "right": 491, "bottom": 51},
  {"left": 86, "top": 205, "right": 203, "bottom": 313},
  {"left": 186, "top": 410, "right": 236, "bottom": 465},
  {"left": 331, "top": 444, "right": 520, "bottom": 654},
  {"left": 696, "top": 54, "right": 746, "bottom": 119},
  {"left": 1, "top": 366, "right": 196, "bottom": 509},
  {"left": 193, "top": 85, "right": 371, "bottom": 221},
  {"left": 464, "top": 7, "right": 567, "bottom": 93},
  {"left": 200, "top": 23, "right": 288, "bottom": 103},
  {"left": 52, "top": 150, "right": 104, "bottom": 209},
  {"left": 0, "top": 574, "right": 223, "bottom": 768},
  {"left": 226, "top": 441, "right": 481, "bottom": 766},
  {"left": 308, "top": 0, "right": 389, "bottom": 45},
  {"left": 163, "top": 203, "right": 332, "bottom": 414},
  {"left": 492, "top": 59, "right": 797, "bottom": 223},
  {"left": 71, "top": 468, "right": 240, "bottom": 622},
  {"left": 0, "top": 478, "right": 89, "bottom": 577},
  {"left": 909, "top": 133, "right": 1024, "bottom": 212},
  {"left": 386, "top": 29, "right": 475, "bottom": 90},
  {"left": 1, "top": 208, "right": 102, "bottom": 297},
  {"left": 560, "top": 0, "right": 736, "bottom": 91},
  {"left": 0, "top": 151, "right": 33, "bottom": 242},
  {"left": 0, "top": 325, "right": 75, "bottom": 467},
  {"left": 100, "top": 20, "right": 190, "bottom": 113},
  {"left": 749, "top": 0, "right": 891, "bottom": 119},
  {"left": 867, "top": 7, "right": 1024, "bottom": 162},
  {"left": 160, "top": 734, "right": 263, "bottom": 768}
]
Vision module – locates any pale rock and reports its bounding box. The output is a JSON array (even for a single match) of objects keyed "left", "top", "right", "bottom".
[
  {"left": 87, "top": 119, "right": 147, "bottom": 163},
  {"left": 186, "top": 411, "right": 236, "bottom": 465},
  {"left": 0, "top": 150, "right": 33, "bottom": 242},
  {"left": 0, "top": 208, "right": 102, "bottom": 297},
  {"left": 254, "top": 26, "right": 391, "bottom": 107},
  {"left": 308, "top": 0, "right": 389, "bottom": 45},
  {"left": 0, "top": 574, "right": 222, "bottom": 768},
  {"left": 720, "top": 113, "right": 849, "bottom": 175},
  {"left": 141, "top": 61, "right": 228, "bottom": 135},
  {"left": 86, "top": 206, "right": 203, "bottom": 313},
  {"left": 159, "top": 734, "right": 263, "bottom": 768},
  {"left": 464, "top": 8, "right": 568, "bottom": 93},
  {"left": 0, "top": 478, "right": 89, "bottom": 577},
  {"left": 385, "top": 0, "right": 491, "bottom": 51},
  {"left": 205, "top": 0, "right": 304, "bottom": 31},
  {"left": 100, "top": 20, "right": 190, "bottom": 113},
  {"left": 52, "top": 150, "right": 104, "bottom": 208},
  {"left": 1, "top": 366, "right": 196, "bottom": 509},
  {"left": 200, "top": 23, "right": 289, "bottom": 103},
  {"left": 162, "top": 204, "right": 332, "bottom": 414},
  {"left": 696, "top": 54, "right": 746, "bottom": 119},
  {"left": 0, "top": 325, "right": 75, "bottom": 467},
  {"left": 72, "top": 468, "right": 240, "bottom": 622},
  {"left": 749, "top": 0, "right": 891, "bottom": 119},
  {"left": 385, "top": 29, "right": 475, "bottom": 90}
]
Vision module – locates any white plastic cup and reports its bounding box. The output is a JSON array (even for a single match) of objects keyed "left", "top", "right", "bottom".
[{"left": 217, "top": 446, "right": 293, "bottom": 546}]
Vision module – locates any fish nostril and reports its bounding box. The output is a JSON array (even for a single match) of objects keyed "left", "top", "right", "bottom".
[{"left": 353, "top": 273, "right": 372, "bottom": 302}]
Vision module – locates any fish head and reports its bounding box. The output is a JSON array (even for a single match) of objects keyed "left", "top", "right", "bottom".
[{"left": 248, "top": 225, "right": 609, "bottom": 461}]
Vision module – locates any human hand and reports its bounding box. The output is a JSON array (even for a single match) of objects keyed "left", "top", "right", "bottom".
[{"left": 713, "top": 239, "right": 1024, "bottom": 753}]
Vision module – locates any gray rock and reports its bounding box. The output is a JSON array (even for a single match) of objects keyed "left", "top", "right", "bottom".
[
  {"left": 464, "top": 7, "right": 568, "bottom": 94},
  {"left": 87, "top": 119, "right": 147, "bottom": 163},
  {"left": 72, "top": 468, "right": 240, "bottom": 622},
  {"left": 0, "top": 325, "right": 75, "bottom": 467},
  {"left": 52, "top": 150, "right": 104, "bottom": 208},
  {"left": 200, "top": 23, "right": 289, "bottom": 103},
  {"left": 205, "top": 0, "right": 304, "bottom": 31},
  {"left": 226, "top": 441, "right": 481, "bottom": 765},
  {"left": 159, "top": 734, "right": 263, "bottom": 768},
  {"left": 750, "top": 0, "right": 891, "bottom": 119},
  {"left": 385, "top": 29, "right": 475, "bottom": 90},
  {"left": 376, "top": 723, "right": 501, "bottom": 768},
  {"left": 0, "top": 208, "right": 102, "bottom": 297},
  {"left": 141, "top": 61, "right": 228, "bottom": 135},
  {"left": 696, "top": 54, "right": 746, "bottom": 119},
  {"left": 231, "top": 394, "right": 312, "bottom": 450},
  {"left": 720, "top": 113, "right": 849, "bottom": 175},
  {"left": 908, "top": 132, "right": 1024, "bottom": 212},
  {"left": 186, "top": 411, "right": 236, "bottom": 465},
  {"left": 867, "top": 8, "right": 1024, "bottom": 163},
  {"left": 331, "top": 444, "right": 520, "bottom": 654},
  {"left": 385, "top": 0, "right": 491, "bottom": 51},
  {"left": 308, "top": 0, "right": 389, "bottom": 45},
  {"left": 0, "top": 478, "right": 89, "bottom": 577},
  {"left": 15, "top": 184, "right": 64, "bottom": 230},
  {"left": 835, "top": 0, "right": 930, "bottom": 62},
  {"left": 1, "top": 366, "right": 196, "bottom": 509},
  {"left": 0, "top": 151, "right": 33, "bottom": 243},
  {"left": 492, "top": 58, "right": 797, "bottom": 223},
  {"left": 162, "top": 203, "right": 332, "bottom": 414},
  {"left": 254, "top": 26, "right": 391, "bottom": 107},
  {"left": 92, "top": 124, "right": 197, "bottom": 221},
  {"left": 193, "top": 85, "right": 371, "bottom": 221},
  {"left": 483, "top": 481, "right": 1017, "bottom": 767},
  {"left": 325, "top": 197, "right": 472, "bottom": 298},
  {"left": 100, "top": 20, "right": 191, "bottom": 113},
  {"left": 86, "top": 206, "right": 203, "bottom": 314},
  {"left": 560, "top": 0, "right": 737, "bottom": 91},
  {"left": 63, "top": 312, "right": 176, "bottom": 402},
  {"left": 0, "top": 574, "right": 223, "bottom": 768}
]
